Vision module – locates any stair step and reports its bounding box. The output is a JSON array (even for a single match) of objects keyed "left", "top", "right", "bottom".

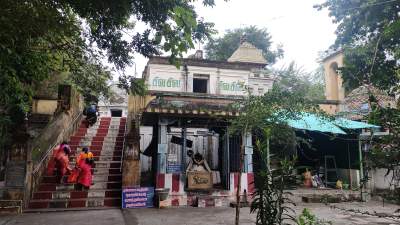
[
  {"left": 93, "top": 168, "right": 121, "bottom": 175},
  {"left": 70, "top": 144, "right": 124, "bottom": 150},
  {"left": 67, "top": 150, "right": 122, "bottom": 157},
  {"left": 70, "top": 156, "right": 122, "bottom": 162},
  {"left": 42, "top": 174, "right": 122, "bottom": 184},
  {"left": 33, "top": 189, "right": 121, "bottom": 200},
  {"left": 39, "top": 181, "right": 122, "bottom": 191},
  {"left": 81, "top": 128, "right": 125, "bottom": 132},
  {"left": 70, "top": 148, "right": 123, "bottom": 152},
  {"left": 69, "top": 151, "right": 123, "bottom": 157},
  {"left": 29, "top": 197, "right": 121, "bottom": 209},
  {"left": 88, "top": 125, "right": 125, "bottom": 129},
  {"left": 69, "top": 161, "right": 121, "bottom": 168},
  {"left": 71, "top": 135, "right": 125, "bottom": 139},
  {"left": 24, "top": 206, "right": 119, "bottom": 213},
  {"left": 73, "top": 136, "right": 124, "bottom": 142},
  {"left": 72, "top": 147, "right": 123, "bottom": 151},
  {"left": 71, "top": 142, "right": 123, "bottom": 146},
  {"left": 66, "top": 156, "right": 121, "bottom": 161},
  {"left": 76, "top": 145, "right": 124, "bottom": 150}
]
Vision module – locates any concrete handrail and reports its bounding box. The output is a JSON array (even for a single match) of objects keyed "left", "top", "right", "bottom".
[
  {"left": 120, "top": 117, "right": 128, "bottom": 173},
  {"left": 32, "top": 111, "right": 83, "bottom": 175},
  {"left": 0, "top": 200, "right": 23, "bottom": 214}
]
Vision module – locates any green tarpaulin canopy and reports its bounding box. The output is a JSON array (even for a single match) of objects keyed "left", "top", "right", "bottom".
[
  {"left": 334, "top": 118, "right": 380, "bottom": 130},
  {"left": 284, "top": 113, "right": 379, "bottom": 134}
]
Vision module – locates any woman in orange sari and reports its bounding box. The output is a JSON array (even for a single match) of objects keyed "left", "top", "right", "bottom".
[
  {"left": 47, "top": 142, "right": 70, "bottom": 176},
  {"left": 55, "top": 146, "right": 71, "bottom": 183},
  {"left": 77, "top": 158, "right": 93, "bottom": 190},
  {"left": 76, "top": 147, "right": 93, "bottom": 165}
]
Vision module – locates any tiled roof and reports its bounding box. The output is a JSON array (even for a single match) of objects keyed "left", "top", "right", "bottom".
[{"left": 340, "top": 84, "right": 395, "bottom": 120}]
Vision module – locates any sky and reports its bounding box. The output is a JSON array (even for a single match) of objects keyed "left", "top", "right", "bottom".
[{"left": 120, "top": 0, "right": 338, "bottom": 79}]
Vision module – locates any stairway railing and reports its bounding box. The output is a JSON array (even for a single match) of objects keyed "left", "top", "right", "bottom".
[
  {"left": 120, "top": 117, "right": 128, "bottom": 173},
  {"left": 32, "top": 111, "right": 82, "bottom": 174}
]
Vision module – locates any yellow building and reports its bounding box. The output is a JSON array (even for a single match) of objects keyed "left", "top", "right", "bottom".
[{"left": 320, "top": 50, "right": 395, "bottom": 117}]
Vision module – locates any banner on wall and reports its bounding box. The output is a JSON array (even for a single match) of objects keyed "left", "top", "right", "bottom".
[
  {"left": 167, "top": 154, "right": 181, "bottom": 173},
  {"left": 122, "top": 187, "right": 154, "bottom": 208}
]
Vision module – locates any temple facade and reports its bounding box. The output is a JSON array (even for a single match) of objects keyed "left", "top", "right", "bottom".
[{"left": 125, "top": 42, "right": 274, "bottom": 207}]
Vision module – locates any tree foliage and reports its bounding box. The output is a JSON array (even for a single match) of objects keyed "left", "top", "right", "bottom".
[
  {"left": 316, "top": 0, "right": 400, "bottom": 92},
  {"left": 251, "top": 131, "right": 297, "bottom": 225},
  {"left": 317, "top": 0, "right": 400, "bottom": 199},
  {"left": 204, "top": 26, "right": 283, "bottom": 63},
  {"left": 0, "top": 0, "right": 216, "bottom": 150},
  {"left": 229, "top": 80, "right": 321, "bottom": 225},
  {"left": 365, "top": 100, "right": 400, "bottom": 200},
  {"left": 273, "top": 62, "right": 325, "bottom": 101}
]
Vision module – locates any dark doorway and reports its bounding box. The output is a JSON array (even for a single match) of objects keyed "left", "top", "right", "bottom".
[
  {"left": 110, "top": 109, "right": 122, "bottom": 117},
  {"left": 193, "top": 78, "right": 208, "bottom": 93}
]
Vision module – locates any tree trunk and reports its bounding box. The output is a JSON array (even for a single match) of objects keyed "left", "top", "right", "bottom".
[{"left": 235, "top": 133, "right": 246, "bottom": 225}]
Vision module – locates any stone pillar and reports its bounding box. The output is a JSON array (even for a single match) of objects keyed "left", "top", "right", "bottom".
[
  {"left": 243, "top": 133, "right": 253, "bottom": 173},
  {"left": 122, "top": 115, "right": 141, "bottom": 187},
  {"left": 123, "top": 95, "right": 155, "bottom": 188},
  {"left": 216, "top": 68, "right": 221, "bottom": 95},
  {"left": 187, "top": 72, "right": 193, "bottom": 93}
]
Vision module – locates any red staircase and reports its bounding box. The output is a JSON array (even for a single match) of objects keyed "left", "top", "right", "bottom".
[{"left": 28, "top": 117, "right": 126, "bottom": 211}]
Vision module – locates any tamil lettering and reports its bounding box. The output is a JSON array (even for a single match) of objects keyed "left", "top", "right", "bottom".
[
  {"left": 122, "top": 187, "right": 154, "bottom": 208},
  {"left": 152, "top": 77, "right": 181, "bottom": 88},
  {"left": 218, "top": 81, "right": 245, "bottom": 92}
]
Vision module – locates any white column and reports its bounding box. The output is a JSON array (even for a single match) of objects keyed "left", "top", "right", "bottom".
[
  {"left": 243, "top": 132, "right": 253, "bottom": 173},
  {"left": 157, "top": 118, "right": 168, "bottom": 173}
]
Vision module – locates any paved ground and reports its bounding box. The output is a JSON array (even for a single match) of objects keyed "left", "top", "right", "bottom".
[
  {"left": 0, "top": 201, "right": 399, "bottom": 225},
  {"left": 0, "top": 209, "right": 125, "bottom": 225}
]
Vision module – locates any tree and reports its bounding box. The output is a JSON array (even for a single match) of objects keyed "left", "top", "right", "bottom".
[
  {"left": 251, "top": 130, "right": 297, "bottom": 225},
  {"left": 0, "top": 0, "right": 216, "bottom": 154},
  {"left": 316, "top": 0, "right": 400, "bottom": 200},
  {"left": 273, "top": 62, "right": 325, "bottom": 101},
  {"left": 315, "top": 0, "right": 400, "bottom": 92},
  {"left": 204, "top": 26, "right": 283, "bottom": 63},
  {"left": 230, "top": 82, "right": 320, "bottom": 225},
  {"left": 365, "top": 101, "right": 400, "bottom": 203}
]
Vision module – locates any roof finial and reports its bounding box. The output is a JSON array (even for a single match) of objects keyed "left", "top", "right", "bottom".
[{"left": 240, "top": 34, "right": 247, "bottom": 44}]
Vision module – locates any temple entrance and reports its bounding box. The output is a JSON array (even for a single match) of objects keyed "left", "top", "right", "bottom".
[{"left": 110, "top": 109, "right": 123, "bottom": 117}]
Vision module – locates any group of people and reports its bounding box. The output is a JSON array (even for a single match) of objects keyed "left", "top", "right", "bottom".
[{"left": 47, "top": 142, "right": 94, "bottom": 190}]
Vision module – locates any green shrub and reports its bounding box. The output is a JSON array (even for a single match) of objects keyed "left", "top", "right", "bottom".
[{"left": 297, "top": 208, "right": 332, "bottom": 225}]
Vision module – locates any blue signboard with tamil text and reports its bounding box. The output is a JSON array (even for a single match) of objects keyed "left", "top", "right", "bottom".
[{"left": 122, "top": 187, "right": 154, "bottom": 208}]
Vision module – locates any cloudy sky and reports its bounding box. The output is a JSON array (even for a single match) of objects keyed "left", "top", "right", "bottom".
[{"left": 122, "top": 0, "right": 338, "bottom": 78}]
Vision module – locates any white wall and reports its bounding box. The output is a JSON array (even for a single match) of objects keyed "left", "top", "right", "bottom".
[
  {"left": 369, "top": 168, "right": 396, "bottom": 190},
  {"left": 147, "top": 64, "right": 185, "bottom": 92},
  {"left": 146, "top": 63, "right": 273, "bottom": 96},
  {"left": 248, "top": 78, "right": 274, "bottom": 96},
  {"left": 140, "top": 126, "right": 153, "bottom": 173}
]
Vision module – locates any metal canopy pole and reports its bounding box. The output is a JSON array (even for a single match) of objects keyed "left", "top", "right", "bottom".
[
  {"left": 347, "top": 143, "right": 353, "bottom": 189},
  {"left": 358, "top": 137, "right": 364, "bottom": 187},
  {"left": 182, "top": 122, "right": 187, "bottom": 172},
  {"left": 266, "top": 137, "right": 271, "bottom": 172}
]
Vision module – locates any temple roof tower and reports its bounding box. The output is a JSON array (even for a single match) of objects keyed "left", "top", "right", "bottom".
[{"left": 227, "top": 41, "right": 267, "bottom": 65}]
